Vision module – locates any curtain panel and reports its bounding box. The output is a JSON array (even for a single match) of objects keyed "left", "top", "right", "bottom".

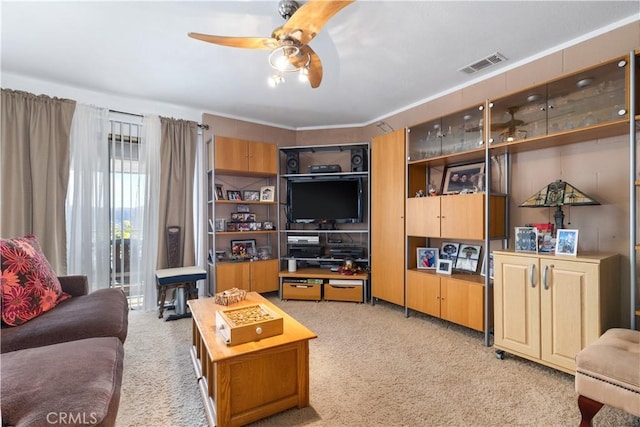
[
  {"left": 0, "top": 89, "right": 76, "bottom": 273},
  {"left": 156, "top": 117, "right": 198, "bottom": 269},
  {"left": 65, "top": 104, "right": 110, "bottom": 291}
]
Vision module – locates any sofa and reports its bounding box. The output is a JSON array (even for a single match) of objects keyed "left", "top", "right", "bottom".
[{"left": 1, "top": 275, "right": 129, "bottom": 427}]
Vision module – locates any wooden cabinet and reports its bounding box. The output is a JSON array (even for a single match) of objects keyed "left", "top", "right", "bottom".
[
  {"left": 493, "top": 250, "right": 620, "bottom": 374},
  {"left": 214, "top": 136, "right": 278, "bottom": 175},
  {"left": 206, "top": 136, "right": 279, "bottom": 296},
  {"left": 407, "top": 270, "right": 486, "bottom": 331},
  {"left": 406, "top": 194, "right": 505, "bottom": 239},
  {"left": 371, "top": 129, "right": 406, "bottom": 306},
  {"left": 216, "top": 259, "right": 279, "bottom": 293}
]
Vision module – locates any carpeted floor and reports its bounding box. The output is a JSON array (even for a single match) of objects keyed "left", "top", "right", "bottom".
[{"left": 116, "top": 295, "right": 640, "bottom": 426}]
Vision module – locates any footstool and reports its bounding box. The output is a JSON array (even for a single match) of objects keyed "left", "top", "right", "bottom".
[{"left": 575, "top": 328, "right": 640, "bottom": 426}]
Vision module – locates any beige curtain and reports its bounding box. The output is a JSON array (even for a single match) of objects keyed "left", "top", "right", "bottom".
[
  {"left": 156, "top": 117, "right": 198, "bottom": 269},
  {"left": 0, "top": 89, "right": 76, "bottom": 273}
]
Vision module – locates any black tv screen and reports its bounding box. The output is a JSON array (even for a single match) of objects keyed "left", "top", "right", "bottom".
[{"left": 288, "top": 178, "right": 363, "bottom": 223}]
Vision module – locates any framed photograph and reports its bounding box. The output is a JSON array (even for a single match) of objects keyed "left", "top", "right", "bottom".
[
  {"left": 480, "top": 253, "right": 494, "bottom": 279},
  {"left": 263, "top": 221, "right": 274, "bottom": 230},
  {"left": 214, "top": 218, "right": 226, "bottom": 232},
  {"left": 455, "top": 244, "right": 481, "bottom": 272},
  {"left": 440, "top": 242, "right": 460, "bottom": 261},
  {"left": 243, "top": 190, "right": 260, "bottom": 201},
  {"left": 256, "top": 246, "right": 271, "bottom": 260},
  {"left": 230, "top": 239, "right": 256, "bottom": 258},
  {"left": 436, "top": 259, "right": 453, "bottom": 275},
  {"left": 416, "top": 247, "right": 439, "bottom": 270},
  {"left": 227, "top": 190, "right": 242, "bottom": 201},
  {"left": 215, "top": 184, "right": 225, "bottom": 200},
  {"left": 442, "top": 162, "right": 485, "bottom": 194},
  {"left": 515, "top": 226, "right": 539, "bottom": 253},
  {"left": 230, "top": 212, "right": 243, "bottom": 222},
  {"left": 249, "top": 222, "right": 262, "bottom": 231},
  {"left": 555, "top": 229, "right": 579, "bottom": 256},
  {"left": 236, "top": 204, "right": 250, "bottom": 213},
  {"left": 260, "top": 186, "right": 275, "bottom": 202},
  {"left": 237, "top": 222, "right": 250, "bottom": 232}
]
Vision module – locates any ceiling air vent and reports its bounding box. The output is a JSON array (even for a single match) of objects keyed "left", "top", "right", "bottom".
[{"left": 458, "top": 52, "right": 507, "bottom": 74}]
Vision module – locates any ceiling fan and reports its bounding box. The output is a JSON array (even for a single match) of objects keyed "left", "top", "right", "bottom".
[{"left": 188, "top": 0, "right": 355, "bottom": 89}]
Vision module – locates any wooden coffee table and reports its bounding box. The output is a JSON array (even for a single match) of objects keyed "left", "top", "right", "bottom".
[{"left": 188, "top": 292, "right": 317, "bottom": 427}]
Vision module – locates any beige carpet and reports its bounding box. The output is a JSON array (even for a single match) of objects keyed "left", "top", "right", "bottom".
[{"left": 116, "top": 295, "right": 639, "bottom": 427}]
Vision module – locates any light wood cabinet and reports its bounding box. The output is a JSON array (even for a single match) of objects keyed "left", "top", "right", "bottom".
[
  {"left": 216, "top": 259, "right": 279, "bottom": 293},
  {"left": 493, "top": 250, "right": 620, "bottom": 374},
  {"left": 371, "top": 129, "right": 406, "bottom": 306},
  {"left": 406, "top": 193, "right": 505, "bottom": 239},
  {"left": 407, "top": 270, "right": 486, "bottom": 331},
  {"left": 214, "top": 136, "right": 278, "bottom": 175}
]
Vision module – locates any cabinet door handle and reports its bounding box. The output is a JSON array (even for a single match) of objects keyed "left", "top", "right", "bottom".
[
  {"left": 530, "top": 264, "right": 536, "bottom": 288},
  {"left": 543, "top": 264, "right": 553, "bottom": 290}
]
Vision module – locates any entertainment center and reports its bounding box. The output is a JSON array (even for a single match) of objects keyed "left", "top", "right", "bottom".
[{"left": 278, "top": 143, "right": 371, "bottom": 303}]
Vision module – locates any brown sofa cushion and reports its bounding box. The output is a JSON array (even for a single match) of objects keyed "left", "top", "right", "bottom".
[
  {"left": 1, "top": 287, "right": 128, "bottom": 353},
  {"left": 0, "top": 235, "right": 71, "bottom": 326},
  {"left": 1, "top": 337, "right": 124, "bottom": 427}
]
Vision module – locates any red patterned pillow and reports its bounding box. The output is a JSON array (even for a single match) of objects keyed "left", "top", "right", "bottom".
[{"left": 1, "top": 235, "right": 71, "bottom": 326}]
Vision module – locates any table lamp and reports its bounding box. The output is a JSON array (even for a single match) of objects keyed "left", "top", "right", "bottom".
[{"left": 519, "top": 179, "right": 600, "bottom": 233}]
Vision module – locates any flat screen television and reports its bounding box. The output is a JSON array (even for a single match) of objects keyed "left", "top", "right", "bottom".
[{"left": 287, "top": 178, "right": 363, "bottom": 224}]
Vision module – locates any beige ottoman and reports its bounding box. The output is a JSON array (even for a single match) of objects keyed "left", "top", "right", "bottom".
[{"left": 575, "top": 328, "right": 640, "bottom": 426}]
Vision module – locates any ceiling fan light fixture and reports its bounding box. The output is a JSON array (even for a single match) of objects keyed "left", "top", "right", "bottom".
[
  {"left": 268, "top": 73, "right": 285, "bottom": 88},
  {"left": 268, "top": 45, "right": 301, "bottom": 72},
  {"left": 298, "top": 67, "right": 309, "bottom": 83}
]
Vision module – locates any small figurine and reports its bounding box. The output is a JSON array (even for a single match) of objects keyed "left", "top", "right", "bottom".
[{"left": 415, "top": 189, "right": 426, "bottom": 198}]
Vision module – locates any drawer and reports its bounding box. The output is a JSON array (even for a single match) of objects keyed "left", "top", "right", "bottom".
[
  {"left": 282, "top": 282, "right": 322, "bottom": 301},
  {"left": 324, "top": 283, "right": 363, "bottom": 303}
]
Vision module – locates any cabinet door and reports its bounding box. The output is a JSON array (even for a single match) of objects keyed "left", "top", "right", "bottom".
[
  {"left": 440, "top": 277, "right": 485, "bottom": 331},
  {"left": 248, "top": 141, "right": 278, "bottom": 175},
  {"left": 540, "top": 258, "right": 598, "bottom": 372},
  {"left": 406, "top": 270, "right": 440, "bottom": 317},
  {"left": 406, "top": 197, "right": 441, "bottom": 237},
  {"left": 214, "top": 136, "right": 248, "bottom": 172},
  {"left": 371, "top": 129, "right": 406, "bottom": 306},
  {"left": 440, "top": 194, "right": 485, "bottom": 239},
  {"left": 251, "top": 259, "right": 280, "bottom": 293},
  {"left": 493, "top": 254, "right": 540, "bottom": 358},
  {"left": 216, "top": 262, "right": 250, "bottom": 292}
]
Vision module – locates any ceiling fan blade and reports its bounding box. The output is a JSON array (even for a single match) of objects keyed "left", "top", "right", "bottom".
[
  {"left": 188, "top": 33, "right": 276, "bottom": 50},
  {"left": 283, "top": 0, "right": 355, "bottom": 45},
  {"left": 305, "top": 45, "right": 323, "bottom": 89}
]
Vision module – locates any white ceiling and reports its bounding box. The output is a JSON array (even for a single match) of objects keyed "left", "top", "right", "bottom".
[{"left": 1, "top": 1, "right": 638, "bottom": 130}]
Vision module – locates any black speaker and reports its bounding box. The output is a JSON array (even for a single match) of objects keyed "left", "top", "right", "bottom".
[
  {"left": 350, "top": 148, "right": 367, "bottom": 172},
  {"left": 286, "top": 152, "right": 299, "bottom": 174}
]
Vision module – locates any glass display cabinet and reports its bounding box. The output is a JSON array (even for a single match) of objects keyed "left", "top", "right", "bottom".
[{"left": 490, "top": 56, "right": 628, "bottom": 146}]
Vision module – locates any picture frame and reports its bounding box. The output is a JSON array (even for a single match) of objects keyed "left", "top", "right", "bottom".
[
  {"left": 230, "top": 239, "right": 256, "bottom": 258},
  {"left": 214, "top": 218, "right": 226, "bottom": 232},
  {"left": 515, "top": 226, "right": 539, "bottom": 253},
  {"left": 455, "top": 244, "right": 481, "bottom": 272},
  {"left": 436, "top": 259, "right": 453, "bottom": 275},
  {"left": 440, "top": 242, "right": 460, "bottom": 262},
  {"left": 442, "top": 162, "right": 485, "bottom": 194},
  {"left": 555, "top": 229, "right": 579, "bottom": 256},
  {"left": 416, "top": 247, "right": 439, "bottom": 270},
  {"left": 236, "top": 204, "right": 250, "bottom": 213},
  {"left": 227, "top": 190, "right": 242, "bottom": 201},
  {"left": 215, "top": 184, "right": 225, "bottom": 200},
  {"left": 243, "top": 190, "right": 260, "bottom": 201},
  {"left": 263, "top": 221, "right": 274, "bottom": 230},
  {"left": 260, "top": 186, "right": 275, "bottom": 202},
  {"left": 480, "top": 253, "right": 494, "bottom": 279},
  {"left": 256, "top": 246, "right": 271, "bottom": 260}
]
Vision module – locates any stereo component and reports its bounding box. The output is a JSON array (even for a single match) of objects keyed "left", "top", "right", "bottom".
[
  {"left": 350, "top": 148, "right": 367, "bottom": 172},
  {"left": 286, "top": 152, "right": 299, "bottom": 174},
  {"left": 308, "top": 164, "right": 342, "bottom": 173}
]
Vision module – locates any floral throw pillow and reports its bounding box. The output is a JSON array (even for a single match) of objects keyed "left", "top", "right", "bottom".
[{"left": 1, "top": 235, "right": 71, "bottom": 326}]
